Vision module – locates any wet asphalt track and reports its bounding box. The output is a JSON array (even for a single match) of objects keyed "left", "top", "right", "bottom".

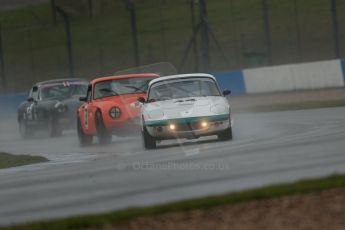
[{"left": 0, "top": 107, "right": 345, "bottom": 226}]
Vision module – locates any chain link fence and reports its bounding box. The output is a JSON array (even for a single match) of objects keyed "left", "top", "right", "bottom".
[{"left": 0, "top": 0, "right": 345, "bottom": 93}]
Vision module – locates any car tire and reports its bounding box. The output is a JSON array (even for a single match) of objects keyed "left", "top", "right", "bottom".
[
  {"left": 77, "top": 118, "right": 93, "bottom": 146},
  {"left": 142, "top": 126, "right": 156, "bottom": 149},
  {"left": 217, "top": 127, "right": 233, "bottom": 141},
  {"left": 96, "top": 110, "right": 112, "bottom": 145},
  {"left": 48, "top": 117, "right": 62, "bottom": 137},
  {"left": 19, "top": 119, "right": 31, "bottom": 139}
]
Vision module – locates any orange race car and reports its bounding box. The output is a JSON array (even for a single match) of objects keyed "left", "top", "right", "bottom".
[{"left": 77, "top": 73, "right": 160, "bottom": 145}]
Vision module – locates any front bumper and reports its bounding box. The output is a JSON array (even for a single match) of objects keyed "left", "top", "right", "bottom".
[{"left": 145, "top": 114, "right": 231, "bottom": 139}]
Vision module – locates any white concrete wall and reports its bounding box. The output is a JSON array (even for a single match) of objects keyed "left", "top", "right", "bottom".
[{"left": 243, "top": 60, "right": 345, "bottom": 93}]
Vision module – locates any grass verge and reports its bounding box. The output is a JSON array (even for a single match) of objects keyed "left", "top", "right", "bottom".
[
  {"left": 0, "top": 152, "right": 48, "bottom": 169},
  {"left": 2, "top": 174, "right": 345, "bottom": 230}
]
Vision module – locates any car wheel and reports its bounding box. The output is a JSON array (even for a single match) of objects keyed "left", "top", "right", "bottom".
[
  {"left": 96, "top": 110, "right": 112, "bottom": 145},
  {"left": 19, "top": 119, "right": 31, "bottom": 139},
  {"left": 217, "top": 127, "right": 233, "bottom": 141},
  {"left": 48, "top": 117, "right": 62, "bottom": 137},
  {"left": 77, "top": 118, "right": 93, "bottom": 146},
  {"left": 142, "top": 126, "right": 156, "bottom": 149}
]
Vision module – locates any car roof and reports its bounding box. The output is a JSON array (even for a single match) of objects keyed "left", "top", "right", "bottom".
[
  {"left": 36, "top": 78, "right": 88, "bottom": 86},
  {"left": 91, "top": 73, "right": 160, "bottom": 85},
  {"left": 149, "top": 73, "right": 216, "bottom": 86}
]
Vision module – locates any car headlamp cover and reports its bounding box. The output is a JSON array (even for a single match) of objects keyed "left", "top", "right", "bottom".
[
  {"left": 148, "top": 109, "right": 164, "bottom": 119},
  {"left": 109, "top": 107, "right": 121, "bottom": 119},
  {"left": 210, "top": 104, "right": 227, "bottom": 114}
]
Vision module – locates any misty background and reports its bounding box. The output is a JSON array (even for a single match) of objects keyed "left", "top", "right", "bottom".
[{"left": 0, "top": 0, "right": 344, "bottom": 92}]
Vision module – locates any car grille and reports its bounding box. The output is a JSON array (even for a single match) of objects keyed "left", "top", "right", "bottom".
[{"left": 175, "top": 122, "right": 201, "bottom": 131}]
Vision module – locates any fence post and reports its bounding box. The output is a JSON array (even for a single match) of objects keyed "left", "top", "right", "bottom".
[
  {"left": 128, "top": 1, "right": 140, "bottom": 67},
  {"left": 28, "top": 30, "right": 36, "bottom": 83},
  {"left": 88, "top": 0, "right": 93, "bottom": 18},
  {"left": 261, "top": 0, "right": 272, "bottom": 65},
  {"left": 190, "top": 0, "right": 199, "bottom": 72},
  {"left": 199, "top": 0, "right": 210, "bottom": 72},
  {"left": 331, "top": 0, "right": 340, "bottom": 58},
  {"left": 159, "top": 0, "right": 167, "bottom": 60},
  {"left": 50, "top": 0, "right": 57, "bottom": 24},
  {"left": 0, "top": 24, "right": 6, "bottom": 92},
  {"left": 56, "top": 7, "right": 75, "bottom": 78},
  {"left": 293, "top": 0, "right": 302, "bottom": 61},
  {"left": 123, "top": 0, "right": 140, "bottom": 67}
]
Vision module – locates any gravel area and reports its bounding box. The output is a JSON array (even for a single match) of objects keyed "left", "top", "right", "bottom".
[
  {"left": 230, "top": 88, "right": 345, "bottom": 110},
  {"left": 91, "top": 188, "right": 345, "bottom": 230}
]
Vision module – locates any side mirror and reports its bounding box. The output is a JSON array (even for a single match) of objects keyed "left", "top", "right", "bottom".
[
  {"left": 137, "top": 97, "right": 146, "bottom": 104},
  {"left": 79, "top": 96, "right": 87, "bottom": 102},
  {"left": 27, "top": 97, "right": 34, "bottom": 102},
  {"left": 223, "top": 89, "right": 231, "bottom": 96}
]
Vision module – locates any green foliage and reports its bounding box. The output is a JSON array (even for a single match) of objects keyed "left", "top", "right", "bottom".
[{"left": 0, "top": 152, "right": 48, "bottom": 169}]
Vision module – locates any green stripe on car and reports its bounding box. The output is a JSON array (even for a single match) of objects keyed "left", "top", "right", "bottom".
[{"left": 145, "top": 114, "right": 229, "bottom": 126}]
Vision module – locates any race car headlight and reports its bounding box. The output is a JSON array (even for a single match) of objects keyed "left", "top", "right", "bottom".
[
  {"left": 210, "top": 104, "right": 227, "bottom": 114},
  {"left": 201, "top": 121, "right": 208, "bottom": 128},
  {"left": 169, "top": 124, "right": 176, "bottom": 131},
  {"left": 148, "top": 110, "right": 164, "bottom": 119},
  {"left": 109, "top": 107, "right": 121, "bottom": 119}
]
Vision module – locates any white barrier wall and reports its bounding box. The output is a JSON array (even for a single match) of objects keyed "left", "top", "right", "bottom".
[{"left": 243, "top": 60, "right": 345, "bottom": 93}]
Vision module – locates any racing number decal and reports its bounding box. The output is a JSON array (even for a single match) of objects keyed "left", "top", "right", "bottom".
[
  {"left": 26, "top": 103, "right": 35, "bottom": 120},
  {"left": 84, "top": 105, "right": 89, "bottom": 129}
]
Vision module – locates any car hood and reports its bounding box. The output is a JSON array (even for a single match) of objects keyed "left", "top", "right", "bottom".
[
  {"left": 143, "top": 96, "right": 229, "bottom": 120},
  {"left": 92, "top": 93, "right": 146, "bottom": 119}
]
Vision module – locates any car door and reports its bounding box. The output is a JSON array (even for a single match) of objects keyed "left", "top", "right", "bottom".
[
  {"left": 25, "top": 86, "right": 39, "bottom": 122},
  {"left": 80, "top": 85, "right": 97, "bottom": 134},
  {"left": 35, "top": 86, "right": 53, "bottom": 123},
  {"left": 80, "top": 85, "right": 91, "bottom": 132}
]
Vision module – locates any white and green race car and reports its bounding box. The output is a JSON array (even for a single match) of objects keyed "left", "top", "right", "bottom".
[{"left": 138, "top": 74, "right": 233, "bottom": 149}]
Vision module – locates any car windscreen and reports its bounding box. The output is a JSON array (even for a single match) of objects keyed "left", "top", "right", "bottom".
[
  {"left": 40, "top": 83, "right": 88, "bottom": 100},
  {"left": 148, "top": 78, "right": 221, "bottom": 102},
  {"left": 93, "top": 77, "right": 155, "bottom": 99}
]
